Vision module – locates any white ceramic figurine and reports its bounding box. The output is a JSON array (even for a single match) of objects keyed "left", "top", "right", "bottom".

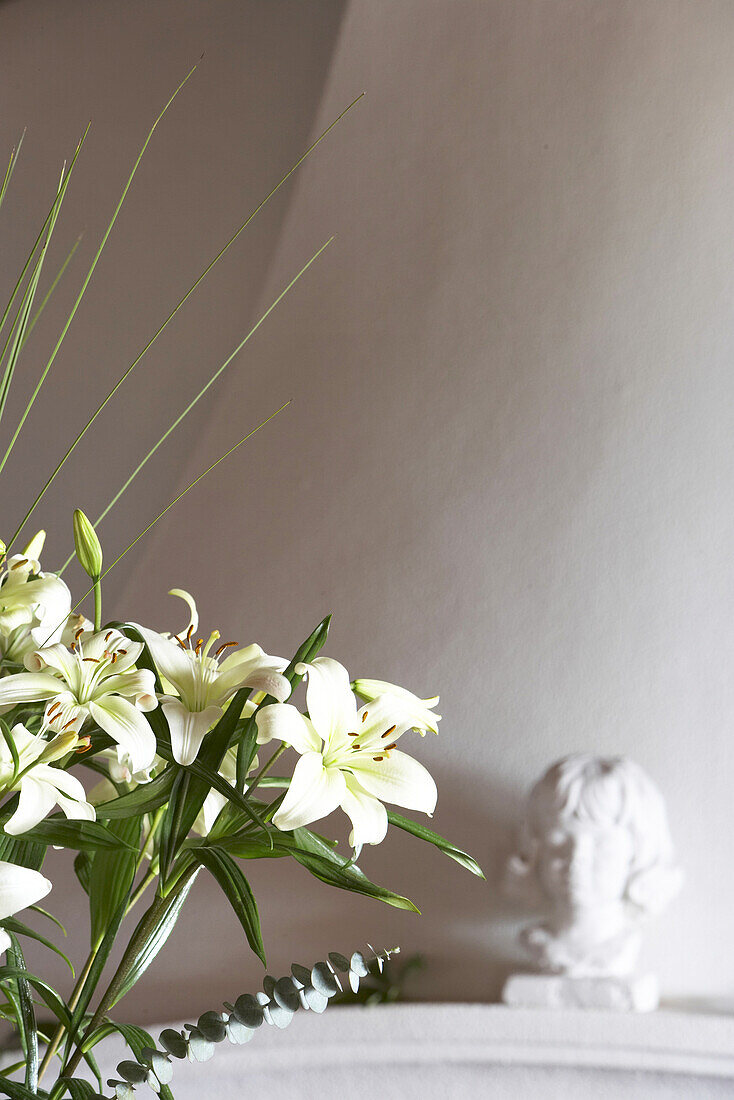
[{"left": 502, "top": 754, "right": 682, "bottom": 1011}]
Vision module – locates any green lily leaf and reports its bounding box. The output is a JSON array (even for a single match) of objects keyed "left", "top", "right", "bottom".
[
  {"left": 192, "top": 847, "right": 265, "bottom": 965},
  {"left": 110, "top": 871, "right": 199, "bottom": 1008},
  {"left": 5, "top": 934, "right": 38, "bottom": 1093},
  {"left": 52, "top": 1079, "right": 99, "bottom": 1100},
  {"left": 2, "top": 918, "right": 74, "bottom": 975},
  {"left": 0, "top": 965, "right": 70, "bottom": 1028},
  {"left": 0, "top": 1077, "right": 47, "bottom": 1099},
  {"left": 20, "top": 818, "right": 138, "bottom": 854},
  {"left": 94, "top": 766, "right": 175, "bottom": 820},
  {"left": 237, "top": 613, "right": 331, "bottom": 791},
  {"left": 88, "top": 816, "right": 141, "bottom": 949},
  {"left": 386, "top": 811, "right": 485, "bottom": 879},
  {"left": 291, "top": 828, "right": 419, "bottom": 913}
]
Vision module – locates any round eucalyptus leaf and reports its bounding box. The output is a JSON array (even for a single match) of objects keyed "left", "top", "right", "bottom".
[
  {"left": 159, "top": 1028, "right": 188, "bottom": 1059},
  {"left": 291, "top": 963, "right": 311, "bottom": 987},
  {"left": 328, "top": 951, "right": 350, "bottom": 972},
  {"left": 112, "top": 1083, "right": 136, "bottom": 1100},
  {"left": 349, "top": 969, "right": 361, "bottom": 994},
  {"left": 264, "top": 1000, "right": 294, "bottom": 1029},
  {"left": 186, "top": 1027, "right": 216, "bottom": 1062},
  {"left": 302, "top": 984, "right": 329, "bottom": 1013},
  {"left": 311, "top": 962, "right": 339, "bottom": 996},
  {"left": 350, "top": 951, "right": 370, "bottom": 977},
  {"left": 262, "top": 975, "right": 277, "bottom": 998},
  {"left": 197, "top": 1010, "right": 227, "bottom": 1042},
  {"left": 273, "top": 976, "right": 301, "bottom": 1012},
  {"left": 256, "top": 991, "right": 270, "bottom": 1006},
  {"left": 148, "top": 1051, "right": 173, "bottom": 1084},
  {"left": 145, "top": 1069, "right": 161, "bottom": 1094},
  {"left": 117, "top": 1061, "right": 148, "bottom": 1085},
  {"left": 232, "top": 992, "right": 265, "bottom": 1028},
  {"left": 226, "top": 1017, "right": 255, "bottom": 1044}
]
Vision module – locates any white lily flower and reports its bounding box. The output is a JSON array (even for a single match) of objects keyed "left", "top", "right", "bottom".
[
  {"left": 0, "top": 628, "right": 158, "bottom": 774},
  {"left": 0, "top": 860, "right": 52, "bottom": 955},
  {"left": 136, "top": 591, "right": 291, "bottom": 767},
  {"left": 0, "top": 544, "right": 73, "bottom": 663},
  {"left": 0, "top": 723, "right": 94, "bottom": 835},
  {"left": 352, "top": 679, "right": 441, "bottom": 736},
  {"left": 255, "top": 657, "right": 438, "bottom": 848}
]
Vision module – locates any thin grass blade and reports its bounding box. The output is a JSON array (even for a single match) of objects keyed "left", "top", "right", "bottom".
[
  {"left": 12, "top": 94, "right": 361, "bottom": 555},
  {"left": 6, "top": 68, "right": 196, "bottom": 550},
  {"left": 53, "top": 402, "right": 290, "bottom": 633},
  {"left": 0, "top": 132, "right": 25, "bottom": 214},
  {"left": 0, "top": 125, "right": 89, "bottom": 356}
]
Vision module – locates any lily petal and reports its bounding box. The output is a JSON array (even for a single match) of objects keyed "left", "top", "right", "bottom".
[
  {"left": 24, "top": 643, "right": 78, "bottom": 680},
  {"left": 217, "top": 644, "right": 291, "bottom": 703},
  {"left": 162, "top": 700, "right": 223, "bottom": 766},
  {"left": 167, "top": 589, "right": 199, "bottom": 637},
  {"left": 349, "top": 749, "right": 438, "bottom": 815},
  {"left": 355, "top": 693, "right": 431, "bottom": 749},
  {"left": 0, "top": 671, "right": 64, "bottom": 708},
  {"left": 102, "top": 669, "right": 158, "bottom": 711},
  {"left": 5, "top": 777, "right": 57, "bottom": 835},
  {"left": 272, "top": 752, "right": 346, "bottom": 832},
  {"left": 353, "top": 679, "right": 441, "bottom": 734},
  {"left": 89, "top": 696, "right": 157, "bottom": 774},
  {"left": 297, "top": 658, "right": 357, "bottom": 749},
  {"left": 340, "top": 775, "right": 389, "bottom": 847},
  {"left": 0, "top": 860, "right": 52, "bottom": 920},
  {"left": 255, "top": 703, "right": 321, "bottom": 754},
  {"left": 135, "top": 626, "right": 196, "bottom": 697},
  {"left": 54, "top": 791, "right": 96, "bottom": 822}
]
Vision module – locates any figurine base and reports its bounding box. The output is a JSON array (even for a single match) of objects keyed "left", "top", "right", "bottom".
[{"left": 501, "top": 972, "right": 659, "bottom": 1012}]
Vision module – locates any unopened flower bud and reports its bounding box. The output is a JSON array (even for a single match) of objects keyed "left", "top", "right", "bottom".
[
  {"left": 38, "top": 729, "right": 79, "bottom": 764},
  {"left": 73, "top": 509, "right": 103, "bottom": 579}
]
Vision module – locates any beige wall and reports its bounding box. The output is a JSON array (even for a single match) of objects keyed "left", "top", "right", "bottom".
[{"left": 2, "top": 0, "right": 734, "bottom": 1018}]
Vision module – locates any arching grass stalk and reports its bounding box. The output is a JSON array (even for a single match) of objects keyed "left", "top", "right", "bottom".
[
  {"left": 0, "top": 162, "right": 69, "bottom": 426},
  {"left": 0, "top": 131, "right": 25, "bottom": 214},
  {"left": 8, "top": 94, "right": 362, "bottom": 554},
  {"left": 0, "top": 127, "right": 84, "bottom": 353},
  {"left": 39, "top": 400, "right": 290, "bottom": 645},
  {"left": 57, "top": 235, "right": 333, "bottom": 575},
  {"left": 4, "top": 67, "right": 197, "bottom": 548},
  {"left": 19, "top": 235, "right": 83, "bottom": 350}
]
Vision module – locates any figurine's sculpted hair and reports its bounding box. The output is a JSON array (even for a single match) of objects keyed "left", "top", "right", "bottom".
[{"left": 506, "top": 754, "right": 682, "bottom": 915}]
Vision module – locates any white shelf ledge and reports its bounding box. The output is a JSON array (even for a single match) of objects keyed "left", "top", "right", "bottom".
[{"left": 92, "top": 1002, "right": 734, "bottom": 1098}]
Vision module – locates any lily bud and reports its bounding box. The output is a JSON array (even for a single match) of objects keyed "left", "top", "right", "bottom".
[
  {"left": 73, "top": 509, "right": 103, "bottom": 578},
  {"left": 38, "top": 729, "right": 79, "bottom": 764}
]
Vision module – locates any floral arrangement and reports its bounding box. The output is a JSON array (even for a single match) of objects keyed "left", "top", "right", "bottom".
[{"left": 0, "top": 74, "right": 482, "bottom": 1100}]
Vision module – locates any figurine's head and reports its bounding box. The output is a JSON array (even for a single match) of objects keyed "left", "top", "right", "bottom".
[{"left": 506, "top": 754, "right": 681, "bottom": 917}]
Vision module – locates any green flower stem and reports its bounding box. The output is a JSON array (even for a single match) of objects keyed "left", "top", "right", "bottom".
[
  {"left": 64, "top": 868, "right": 197, "bottom": 1079},
  {"left": 62, "top": 896, "right": 168, "bottom": 1079},
  {"left": 93, "top": 576, "right": 102, "bottom": 632},
  {"left": 37, "top": 946, "right": 99, "bottom": 1085},
  {"left": 246, "top": 743, "right": 286, "bottom": 798},
  {"left": 126, "top": 866, "right": 157, "bottom": 914}
]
